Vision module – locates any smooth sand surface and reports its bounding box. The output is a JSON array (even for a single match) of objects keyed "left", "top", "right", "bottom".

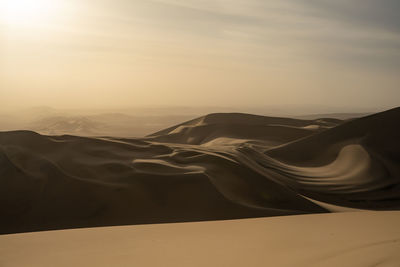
[{"left": 1, "top": 211, "right": 399, "bottom": 267}]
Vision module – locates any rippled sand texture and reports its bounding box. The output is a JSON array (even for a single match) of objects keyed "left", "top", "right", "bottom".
[{"left": 0, "top": 108, "right": 399, "bottom": 234}]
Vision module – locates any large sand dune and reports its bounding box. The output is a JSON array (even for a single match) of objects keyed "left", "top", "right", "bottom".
[{"left": 0, "top": 108, "right": 399, "bottom": 234}]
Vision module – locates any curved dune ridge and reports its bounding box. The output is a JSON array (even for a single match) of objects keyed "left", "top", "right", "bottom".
[{"left": 0, "top": 108, "right": 399, "bottom": 234}]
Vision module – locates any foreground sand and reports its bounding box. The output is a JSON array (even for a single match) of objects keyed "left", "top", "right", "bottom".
[{"left": 1, "top": 211, "right": 399, "bottom": 267}]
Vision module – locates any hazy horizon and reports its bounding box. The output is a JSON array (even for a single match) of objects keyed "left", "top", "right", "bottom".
[
  {"left": 0, "top": 102, "right": 383, "bottom": 138},
  {"left": 1, "top": 0, "right": 399, "bottom": 111},
  {"left": 0, "top": 103, "right": 389, "bottom": 117}
]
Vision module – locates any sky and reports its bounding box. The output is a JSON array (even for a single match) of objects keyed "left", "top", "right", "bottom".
[{"left": 0, "top": 0, "right": 399, "bottom": 112}]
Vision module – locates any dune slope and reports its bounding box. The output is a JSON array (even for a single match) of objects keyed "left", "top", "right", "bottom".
[
  {"left": 0, "top": 108, "right": 399, "bottom": 234},
  {"left": 1, "top": 211, "right": 399, "bottom": 267},
  {"left": 263, "top": 107, "right": 400, "bottom": 207},
  {"left": 0, "top": 130, "right": 324, "bottom": 234}
]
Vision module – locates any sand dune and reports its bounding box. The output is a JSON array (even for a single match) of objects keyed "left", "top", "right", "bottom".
[
  {"left": 264, "top": 107, "right": 400, "bottom": 207},
  {"left": 295, "top": 112, "right": 370, "bottom": 120},
  {"left": 30, "top": 116, "right": 106, "bottom": 136},
  {"left": 0, "top": 109, "right": 196, "bottom": 137},
  {"left": 148, "top": 113, "right": 341, "bottom": 145},
  {"left": 26, "top": 114, "right": 198, "bottom": 137},
  {"left": 1, "top": 211, "right": 399, "bottom": 267},
  {"left": 0, "top": 131, "right": 324, "bottom": 234},
  {"left": 0, "top": 108, "right": 399, "bottom": 234}
]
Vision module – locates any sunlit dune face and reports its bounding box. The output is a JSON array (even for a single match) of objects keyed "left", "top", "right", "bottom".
[{"left": 0, "top": 0, "right": 62, "bottom": 27}]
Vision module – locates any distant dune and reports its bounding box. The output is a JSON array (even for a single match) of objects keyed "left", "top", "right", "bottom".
[
  {"left": 0, "top": 107, "right": 399, "bottom": 234},
  {"left": 30, "top": 116, "right": 106, "bottom": 136},
  {"left": 294, "top": 112, "right": 371, "bottom": 120},
  {"left": 27, "top": 114, "right": 197, "bottom": 137},
  {"left": 0, "top": 109, "right": 196, "bottom": 137},
  {"left": 148, "top": 113, "right": 341, "bottom": 145}
]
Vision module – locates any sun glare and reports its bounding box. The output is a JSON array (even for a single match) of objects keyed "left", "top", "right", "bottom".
[{"left": 0, "top": 0, "right": 62, "bottom": 27}]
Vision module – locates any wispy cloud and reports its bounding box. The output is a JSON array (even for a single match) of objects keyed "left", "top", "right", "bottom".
[{"left": 1, "top": 0, "right": 399, "bottom": 109}]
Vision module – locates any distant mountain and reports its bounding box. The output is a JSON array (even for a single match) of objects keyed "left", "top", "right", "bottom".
[
  {"left": 30, "top": 116, "right": 106, "bottom": 136},
  {"left": 18, "top": 113, "right": 196, "bottom": 137}
]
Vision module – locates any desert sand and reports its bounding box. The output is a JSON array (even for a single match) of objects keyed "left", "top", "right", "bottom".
[
  {"left": 0, "top": 107, "right": 399, "bottom": 266},
  {"left": 1, "top": 211, "right": 399, "bottom": 267},
  {"left": 0, "top": 107, "right": 399, "bottom": 234}
]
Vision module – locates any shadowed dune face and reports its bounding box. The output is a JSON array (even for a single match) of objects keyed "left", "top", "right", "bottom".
[
  {"left": 0, "top": 108, "right": 399, "bottom": 234},
  {"left": 263, "top": 107, "right": 400, "bottom": 207},
  {"left": 0, "top": 131, "right": 325, "bottom": 234}
]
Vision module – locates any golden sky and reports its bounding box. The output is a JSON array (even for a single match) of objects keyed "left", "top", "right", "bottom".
[{"left": 1, "top": 0, "right": 399, "bottom": 111}]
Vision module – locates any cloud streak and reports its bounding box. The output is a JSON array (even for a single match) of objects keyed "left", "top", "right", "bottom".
[{"left": 1, "top": 0, "right": 399, "bottom": 110}]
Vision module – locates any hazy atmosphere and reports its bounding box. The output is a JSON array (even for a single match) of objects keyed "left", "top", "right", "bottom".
[
  {"left": 1, "top": 2, "right": 400, "bottom": 266},
  {"left": 1, "top": 0, "right": 399, "bottom": 111}
]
